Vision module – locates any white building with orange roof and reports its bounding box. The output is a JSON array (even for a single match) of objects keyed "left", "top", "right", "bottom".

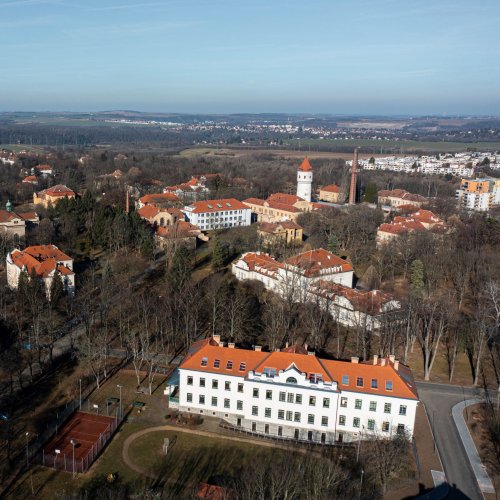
[
  {"left": 6, "top": 244, "right": 75, "bottom": 297},
  {"left": 183, "top": 198, "right": 251, "bottom": 231},
  {"left": 297, "top": 157, "right": 313, "bottom": 202},
  {"left": 169, "top": 337, "right": 418, "bottom": 444},
  {"left": 0, "top": 201, "right": 39, "bottom": 239}
]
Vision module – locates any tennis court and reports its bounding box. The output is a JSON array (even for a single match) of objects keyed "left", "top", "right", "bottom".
[{"left": 38, "top": 411, "right": 119, "bottom": 473}]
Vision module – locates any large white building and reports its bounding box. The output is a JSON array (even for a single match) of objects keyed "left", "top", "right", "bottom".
[
  {"left": 6, "top": 244, "right": 75, "bottom": 297},
  {"left": 232, "top": 249, "right": 400, "bottom": 330},
  {"left": 167, "top": 337, "right": 418, "bottom": 444},
  {"left": 184, "top": 198, "right": 251, "bottom": 231},
  {"left": 296, "top": 157, "right": 313, "bottom": 202}
]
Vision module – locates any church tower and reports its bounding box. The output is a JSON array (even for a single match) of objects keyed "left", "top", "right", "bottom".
[{"left": 297, "top": 157, "right": 313, "bottom": 202}]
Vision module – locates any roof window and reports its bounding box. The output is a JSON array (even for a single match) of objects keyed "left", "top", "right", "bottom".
[
  {"left": 385, "top": 380, "right": 393, "bottom": 391},
  {"left": 239, "top": 362, "right": 246, "bottom": 371},
  {"left": 371, "top": 379, "right": 378, "bottom": 389},
  {"left": 226, "top": 360, "right": 233, "bottom": 370},
  {"left": 201, "top": 357, "right": 208, "bottom": 367},
  {"left": 214, "top": 359, "right": 220, "bottom": 368},
  {"left": 341, "top": 375, "right": 349, "bottom": 385},
  {"left": 356, "top": 377, "right": 364, "bottom": 387}
]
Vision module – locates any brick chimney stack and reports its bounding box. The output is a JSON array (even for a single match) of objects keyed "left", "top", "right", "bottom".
[{"left": 349, "top": 148, "right": 358, "bottom": 205}]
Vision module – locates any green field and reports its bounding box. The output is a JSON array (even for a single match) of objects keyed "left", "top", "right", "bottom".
[
  {"left": 287, "top": 138, "right": 500, "bottom": 153},
  {"left": 0, "top": 144, "right": 47, "bottom": 153}
]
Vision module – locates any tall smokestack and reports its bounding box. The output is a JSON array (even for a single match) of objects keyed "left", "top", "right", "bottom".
[
  {"left": 349, "top": 148, "right": 358, "bottom": 205},
  {"left": 125, "top": 189, "right": 130, "bottom": 214}
]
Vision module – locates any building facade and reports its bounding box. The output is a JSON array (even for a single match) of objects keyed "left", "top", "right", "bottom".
[
  {"left": 257, "top": 221, "right": 303, "bottom": 246},
  {"left": 6, "top": 244, "right": 75, "bottom": 297},
  {"left": 456, "top": 178, "right": 500, "bottom": 212},
  {"left": 183, "top": 198, "right": 251, "bottom": 231},
  {"left": 168, "top": 338, "right": 418, "bottom": 444},
  {"left": 33, "top": 185, "right": 76, "bottom": 208},
  {"left": 319, "top": 184, "right": 342, "bottom": 203}
]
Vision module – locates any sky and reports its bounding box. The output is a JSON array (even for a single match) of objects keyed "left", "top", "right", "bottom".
[{"left": 0, "top": 0, "right": 499, "bottom": 115}]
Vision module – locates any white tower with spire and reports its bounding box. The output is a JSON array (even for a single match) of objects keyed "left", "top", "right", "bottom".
[{"left": 296, "top": 157, "right": 313, "bottom": 202}]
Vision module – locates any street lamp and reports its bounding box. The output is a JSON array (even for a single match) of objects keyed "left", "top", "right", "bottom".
[
  {"left": 25, "top": 432, "right": 29, "bottom": 468},
  {"left": 70, "top": 439, "right": 76, "bottom": 477},
  {"left": 117, "top": 385, "right": 123, "bottom": 418},
  {"left": 359, "top": 469, "right": 364, "bottom": 499}
]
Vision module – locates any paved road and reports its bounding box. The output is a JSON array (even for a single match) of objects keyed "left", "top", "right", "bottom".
[{"left": 416, "top": 382, "right": 484, "bottom": 499}]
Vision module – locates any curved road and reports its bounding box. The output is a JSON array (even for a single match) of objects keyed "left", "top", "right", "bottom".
[{"left": 416, "top": 382, "right": 484, "bottom": 499}]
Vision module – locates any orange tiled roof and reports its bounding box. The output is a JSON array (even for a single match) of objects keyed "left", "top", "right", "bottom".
[
  {"left": 10, "top": 245, "right": 73, "bottom": 278},
  {"left": 0, "top": 210, "right": 23, "bottom": 223},
  {"left": 156, "top": 220, "right": 200, "bottom": 238},
  {"left": 139, "top": 193, "right": 180, "bottom": 205},
  {"left": 38, "top": 184, "right": 74, "bottom": 197},
  {"left": 320, "top": 184, "right": 340, "bottom": 193},
  {"left": 22, "top": 175, "right": 38, "bottom": 183},
  {"left": 240, "top": 252, "right": 283, "bottom": 274},
  {"left": 188, "top": 198, "right": 249, "bottom": 214},
  {"left": 284, "top": 248, "right": 353, "bottom": 276},
  {"left": 299, "top": 157, "right": 313, "bottom": 172},
  {"left": 180, "top": 340, "right": 418, "bottom": 400},
  {"left": 23, "top": 244, "right": 72, "bottom": 262},
  {"left": 258, "top": 220, "right": 302, "bottom": 233},
  {"left": 137, "top": 205, "right": 159, "bottom": 219},
  {"left": 253, "top": 351, "right": 333, "bottom": 382},
  {"left": 267, "top": 193, "right": 304, "bottom": 205}
]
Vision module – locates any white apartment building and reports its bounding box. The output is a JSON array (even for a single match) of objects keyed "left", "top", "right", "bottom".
[
  {"left": 184, "top": 198, "right": 251, "bottom": 231},
  {"left": 456, "top": 178, "right": 500, "bottom": 212},
  {"left": 167, "top": 337, "right": 418, "bottom": 444}
]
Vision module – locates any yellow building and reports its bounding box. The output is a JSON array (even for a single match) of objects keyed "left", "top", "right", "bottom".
[
  {"left": 257, "top": 221, "right": 303, "bottom": 246},
  {"left": 319, "top": 184, "right": 342, "bottom": 203},
  {"left": 33, "top": 185, "right": 75, "bottom": 208}
]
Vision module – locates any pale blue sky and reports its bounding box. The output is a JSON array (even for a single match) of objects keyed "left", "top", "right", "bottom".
[{"left": 1, "top": 0, "right": 498, "bottom": 114}]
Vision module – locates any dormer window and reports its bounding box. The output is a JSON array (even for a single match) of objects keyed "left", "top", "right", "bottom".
[
  {"left": 239, "top": 362, "right": 246, "bottom": 372},
  {"left": 341, "top": 375, "right": 349, "bottom": 385},
  {"left": 356, "top": 377, "right": 364, "bottom": 387},
  {"left": 201, "top": 357, "right": 208, "bottom": 367},
  {"left": 226, "top": 360, "right": 233, "bottom": 370},
  {"left": 385, "top": 380, "right": 393, "bottom": 391},
  {"left": 286, "top": 377, "right": 297, "bottom": 384},
  {"left": 371, "top": 379, "right": 378, "bottom": 389},
  {"left": 214, "top": 359, "right": 220, "bottom": 368},
  {"left": 309, "top": 373, "right": 323, "bottom": 383},
  {"left": 263, "top": 367, "right": 277, "bottom": 378}
]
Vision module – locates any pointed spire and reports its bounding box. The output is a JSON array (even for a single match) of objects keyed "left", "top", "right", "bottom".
[{"left": 299, "top": 157, "right": 312, "bottom": 172}]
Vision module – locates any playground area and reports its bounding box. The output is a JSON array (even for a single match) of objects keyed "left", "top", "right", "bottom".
[{"left": 37, "top": 411, "right": 119, "bottom": 474}]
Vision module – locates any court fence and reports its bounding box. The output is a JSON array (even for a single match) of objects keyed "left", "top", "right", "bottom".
[{"left": 34, "top": 413, "right": 121, "bottom": 473}]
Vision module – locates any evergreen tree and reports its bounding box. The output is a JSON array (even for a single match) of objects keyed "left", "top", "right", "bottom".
[
  {"left": 211, "top": 239, "right": 230, "bottom": 270},
  {"left": 167, "top": 246, "right": 193, "bottom": 292},
  {"left": 327, "top": 233, "right": 339, "bottom": 254},
  {"left": 363, "top": 182, "right": 378, "bottom": 203},
  {"left": 410, "top": 259, "right": 425, "bottom": 293},
  {"left": 49, "top": 271, "right": 64, "bottom": 306}
]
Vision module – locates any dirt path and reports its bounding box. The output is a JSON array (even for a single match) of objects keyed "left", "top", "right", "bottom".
[{"left": 122, "top": 424, "right": 309, "bottom": 478}]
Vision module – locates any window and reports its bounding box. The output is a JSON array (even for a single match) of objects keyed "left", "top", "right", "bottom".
[
  {"left": 386, "top": 380, "right": 393, "bottom": 391},
  {"left": 226, "top": 361, "right": 233, "bottom": 370},
  {"left": 294, "top": 412, "right": 301, "bottom": 422},
  {"left": 339, "top": 415, "right": 346, "bottom": 426},
  {"left": 356, "top": 377, "right": 364, "bottom": 387},
  {"left": 355, "top": 399, "right": 362, "bottom": 410},
  {"left": 224, "top": 399, "right": 230, "bottom": 409},
  {"left": 321, "top": 416, "right": 328, "bottom": 427},
  {"left": 187, "top": 393, "right": 192, "bottom": 403},
  {"left": 382, "top": 422, "right": 390, "bottom": 433},
  {"left": 279, "top": 392, "right": 286, "bottom": 402},
  {"left": 238, "top": 383, "right": 243, "bottom": 393},
  {"left": 371, "top": 379, "right": 378, "bottom": 389},
  {"left": 200, "top": 378, "right": 206, "bottom": 388},
  {"left": 212, "top": 380, "right": 218, "bottom": 389},
  {"left": 342, "top": 375, "right": 349, "bottom": 385},
  {"left": 384, "top": 403, "right": 392, "bottom": 414},
  {"left": 309, "top": 373, "right": 323, "bottom": 383},
  {"left": 266, "top": 390, "right": 272, "bottom": 400},
  {"left": 323, "top": 398, "right": 330, "bottom": 408},
  {"left": 296, "top": 394, "right": 302, "bottom": 404},
  {"left": 253, "top": 388, "right": 259, "bottom": 398},
  {"left": 308, "top": 414, "right": 315, "bottom": 424},
  {"left": 187, "top": 376, "right": 193, "bottom": 385},
  {"left": 353, "top": 417, "right": 360, "bottom": 428},
  {"left": 265, "top": 408, "right": 271, "bottom": 418},
  {"left": 278, "top": 410, "right": 285, "bottom": 420},
  {"left": 340, "top": 397, "right": 347, "bottom": 408},
  {"left": 287, "top": 393, "right": 294, "bottom": 403},
  {"left": 309, "top": 396, "right": 316, "bottom": 406},
  {"left": 237, "top": 400, "right": 243, "bottom": 411},
  {"left": 286, "top": 411, "right": 293, "bottom": 421},
  {"left": 367, "top": 420, "right": 375, "bottom": 431},
  {"left": 286, "top": 377, "right": 298, "bottom": 384},
  {"left": 201, "top": 357, "right": 208, "bottom": 367},
  {"left": 397, "top": 424, "right": 405, "bottom": 435},
  {"left": 214, "top": 359, "right": 220, "bottom": 368},
  {"left": 199, "top": 395, "right": 205, "bottom": 405},
  {"left": 211, "top": 397, "right": 218, "bottom": 406},
  {"left": 369, "top": 401, "right": 377, "bottom": 412},
  {"left": 399, "top": 405, "right": 407, "bottom": 416},
  {"left": 225, "top": 381, "right": 231, "bottom": 391},
  {"left": 239, "top": 362, "right": 246, "bottom": 372},
  {"left": 252, "top": 406, "right": 258, "bottom": 416},
  {"left": 263, "top": 367, "right": 277, "bottom": 378}
]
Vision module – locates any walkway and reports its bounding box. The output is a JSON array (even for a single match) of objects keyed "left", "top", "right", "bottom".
[
  {"left": 452, "top": 399, "right": 495, "bottom": 495},
  {"left": 122, "top": 423, "right": 310, "bottom": 478}
]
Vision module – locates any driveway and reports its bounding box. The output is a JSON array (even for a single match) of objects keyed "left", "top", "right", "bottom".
[{"left": 416, "top": 382, "right": 484, "bottom": 499}]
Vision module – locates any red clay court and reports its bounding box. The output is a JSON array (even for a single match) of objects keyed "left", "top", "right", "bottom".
[{"left": 39, "top": 411, "right": 119, "bottom": 473}]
